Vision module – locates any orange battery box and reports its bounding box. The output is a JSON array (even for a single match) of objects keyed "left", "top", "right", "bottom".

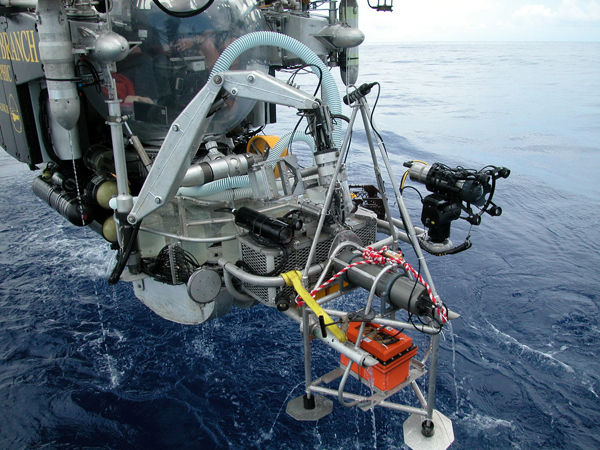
[{"left": 340, "top": 322, "right": 417, "bottom": 391}]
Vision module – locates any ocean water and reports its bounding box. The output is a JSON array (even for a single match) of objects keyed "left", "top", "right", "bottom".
[{"left": 1, "top": 42, "right": 599, "bottom": 450}]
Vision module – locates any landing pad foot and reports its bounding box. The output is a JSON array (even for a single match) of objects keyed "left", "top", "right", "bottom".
[
  {"left": 403, "top": 410, "right": 454, "bottom": 450},
  {"left": 286, "top": 394, "right": 333, "bottom": 421}
]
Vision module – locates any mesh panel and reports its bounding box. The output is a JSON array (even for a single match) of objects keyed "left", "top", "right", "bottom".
[
  {"left": 355, "top": 222, "right": 376, "bottom": 246},
  {"left": 240, "top": 216, "right": 377, "bottom": 303}
]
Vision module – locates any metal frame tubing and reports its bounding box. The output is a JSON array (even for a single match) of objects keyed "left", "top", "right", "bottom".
[
  {"left": 302, "top": 106, "right": 359, "bottom": 283},
  {"left": 323, "top": 308, "right": 440, "bottom": 335},
  {"left": 302, "top": 305, "right": 313, "bottom": 402},
  {"left": 356, "top": 102, "right": 398, "bottom": 247},
  {"left": 218, "top": 258, "right": 323, "bottom": 287},
  {"left": 312, "top": 239, "right": 363, "bottom": 297},
  {"left": 310, "top": 386, "right": 427, "bottom": 416}
]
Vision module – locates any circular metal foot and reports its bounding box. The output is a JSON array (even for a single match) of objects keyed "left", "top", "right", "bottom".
[
  {"left": 286, "top": 394, "right": 333, "bottom": 421},
  {"left": 403, "top": 410, "right": 454, "bottom": 450}
]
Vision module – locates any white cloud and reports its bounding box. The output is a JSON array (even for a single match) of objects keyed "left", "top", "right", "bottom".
[
  {"left": 357, "top": 0, "right": 600, "bottom": 41},
  {"left": 513, "top": 1, "right": 600, "bottom": 23},
  {"left": 557, "top": 0, "right": 600, "bottom": 21},
  {"left": 513, "top": 5, "right": 556, "bottom": 19}
]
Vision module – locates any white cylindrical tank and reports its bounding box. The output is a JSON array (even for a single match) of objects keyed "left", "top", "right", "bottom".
[
  {"left": 339, "top": 0, "right": 360, "bottom": 86},
  {"left": 37, "top": 0, "right": 80, "bottom": 131}
]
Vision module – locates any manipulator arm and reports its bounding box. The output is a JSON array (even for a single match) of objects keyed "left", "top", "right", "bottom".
[{"left": 127, "top": 70, "right": 323, "bottom": 224}]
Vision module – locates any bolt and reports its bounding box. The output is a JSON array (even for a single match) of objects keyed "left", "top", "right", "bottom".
[
  {"left": 154, "top": 196, "right": 162, "bottom": 204},
  {"left": 312, "top": 101, "right": 320, "bottom": 109},
  {"left": 213, "top": 75, "right": 223, "bottom": 84},
  {"left": 247, "top": 74, "right": 255, "bottom": 83},
  {"left": 127, "top": 214, "right": 137, "bottom": 224},
  {"left": 172, "top": 124, "right": 179, "bottom": 131},
  {"left": 230, "top": 88, "right": 238, "bottom": 96}
]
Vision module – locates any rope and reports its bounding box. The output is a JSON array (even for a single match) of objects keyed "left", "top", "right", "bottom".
[{"left": 298, "top": 246, "right": 448, "bottom": 325}]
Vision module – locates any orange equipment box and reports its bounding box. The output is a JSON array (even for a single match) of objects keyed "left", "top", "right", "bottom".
[{"left": 340, "top": 322, "right": 417, "bottom": 392}]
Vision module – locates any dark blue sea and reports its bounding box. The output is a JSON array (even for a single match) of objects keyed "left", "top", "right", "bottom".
[{"left": 1, "top": 42, "right": 599, "bottom": 449}]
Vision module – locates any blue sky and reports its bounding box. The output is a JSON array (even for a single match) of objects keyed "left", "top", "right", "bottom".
[{"left": 360, "top": 0, "right": 600, "bottom": 42}]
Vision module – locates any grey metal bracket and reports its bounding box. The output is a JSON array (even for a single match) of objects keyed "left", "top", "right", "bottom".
[{"left": 277, "top": 155, "right": 305, "bottom": 197}]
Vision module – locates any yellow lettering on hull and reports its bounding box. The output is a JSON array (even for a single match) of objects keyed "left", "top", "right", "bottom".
[
  {"left": 0, "top": 31, "right": 39, "bottom": 64},
  {"left": 0, "top": 63, "right": 12, "bottom": 82},
  {"left": 0, "top": 33, "right": 10, "bottom": 61}
]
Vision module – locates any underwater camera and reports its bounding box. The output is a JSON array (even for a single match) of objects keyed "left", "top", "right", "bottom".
[{"left": 405, "top": 161, "right": 510, "bottom": 255}]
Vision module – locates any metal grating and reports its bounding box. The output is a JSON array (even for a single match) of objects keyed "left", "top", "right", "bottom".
[{"left": 240, "top": 216, "right": 377, "bottom": 304}]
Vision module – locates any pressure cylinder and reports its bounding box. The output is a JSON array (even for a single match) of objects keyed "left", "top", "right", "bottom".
[
  {"left": 333, "top": 249, "right": 432, "bottom": 316},
  {"left": 234, "top": 206, "right": 294, "bottom": 245},
  {"left": 88, "top": 216, "right": 118, "bottom": 243},
  {"left": 181, "top": 153, "right": 262, "bottom": 187},
  {"left": 87, "top": 175, "right": 118, "bottom": 209},
  {"left": 32, "top": 176, "right": 97, "bottom": 226}
]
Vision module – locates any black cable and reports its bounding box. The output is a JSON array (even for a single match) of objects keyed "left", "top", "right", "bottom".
[
  {"left": 287, "top": 112, "right": 305, "bottom": 157},
  {"left": 38, "top": 89, "right": 70, "bottom": 170},
  {"left": 404, "top": 258, "right": 442, "bottom": 334},
  {"left": 368, "top": 83, "right": 388, "bottom": 155},
  {"left": 286, "top": 67, "right": 302, "bottom": 86},
  {"left": 369, "top": 82, "right": 381, "bottom": 123},
  {"left": 285, "top": 64, "right": 323, "bottom": 97},
  {"left": 312, "top": 65, "right": 323, "bottom": 97},
  {"left": 400, "top": 185, "right": 424, "bottom": 202},
  {"left": 331, "top": 113, "right": 350, "bottom": 123},
  {"left": 75, "top": 59, "right": 102, "bottom": 93},
  {"left": 406, "top": 259, "right": 420, "bottom": 330},
  {"left": 142, "top": 244, "right": 199, "bottom": 285},
  {"left": 400, "top": 237, "right": 446, "bottom": 332},
  {"left": 108, "top": 221, "right": 142, "bottom": 285},
  {"left": 151, "top": 0, "right": 214, "bottom": 18},
  {"left": 332, "top": 114, "right": 353, "bottom": 165},
  {"left": 282, "top": 209, "right": 300, "bottom": 219},
  {"left": 44, "top": 77, "right": 81, "bottom": 82},
  {"left": 381, "top": 327, "right": 405, "bottom": 345},
  {"left": 419, "top": 237, "right": 472, "bottom": 256},
  {"left": 284, "top": 64, "right": 324, "bottom": 157}
]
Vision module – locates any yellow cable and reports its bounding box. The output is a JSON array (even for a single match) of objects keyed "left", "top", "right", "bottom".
[
  {"left": 401, "top": 170, "right": 410, "bottom": 190},
  {"left": 281, "top": 271, "right": 347, "bottom": 343},
  {"left": 401, "top": 160, "right": 428, "bottom": 190}
]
